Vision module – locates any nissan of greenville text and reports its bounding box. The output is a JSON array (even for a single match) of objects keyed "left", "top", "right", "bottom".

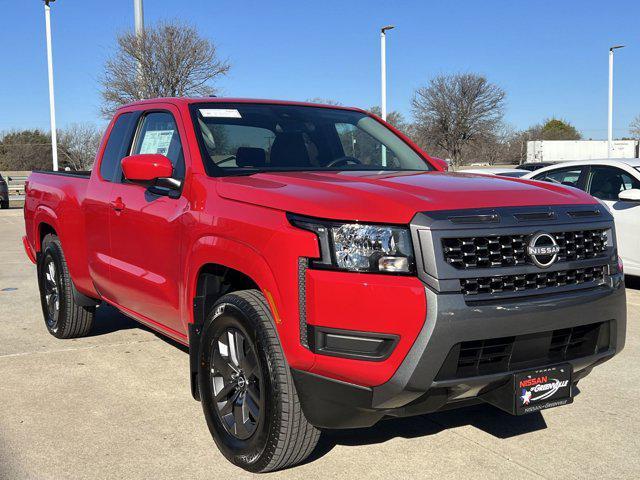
[{"left": 22, "top": 98, "right": 626, "bottom": 472}]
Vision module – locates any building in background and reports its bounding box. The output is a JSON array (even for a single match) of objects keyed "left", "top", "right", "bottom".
[{"left": 526, "top": 140, "right": 638, "bottom": 163}]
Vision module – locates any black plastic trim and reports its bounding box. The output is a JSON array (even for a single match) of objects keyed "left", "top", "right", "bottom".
[
  {"left": 307, "top": 325, "right": 399, "bottom": 361},
  {"left": 71, "top": 282, "right": 100, "bottom": 307},
  {"left": 188, "top": 323, "right": 203, "bottom": 401},
  {"left": 32, "top": 170, "right": 92, "bottom": 178}
]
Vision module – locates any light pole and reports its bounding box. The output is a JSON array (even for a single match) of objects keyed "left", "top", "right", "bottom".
[
  {"left": 134, "top": 0, "right": 144, "bottom": 96},
  {"left": 134, "top": 0, "right": 144, "bottom": 35},
  {"left": 380, "top": 25, "right": 394, "bottom": 166},
  {"left": 608, "top": 45, "right": 625, "bottom": 158},
  {"left": 44, "top": 0, "right": 58, "bottom": 171}
]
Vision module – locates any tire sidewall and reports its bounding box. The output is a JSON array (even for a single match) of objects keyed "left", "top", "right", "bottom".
[
  {"left": 38, "top": 237, "right": 67, "bottom": 337},
  {"left": 198, "top": 299, "right": 281, "bottom": 472}
]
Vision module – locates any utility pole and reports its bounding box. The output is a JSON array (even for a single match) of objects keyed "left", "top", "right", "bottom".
[
  {"left": 380, "top": 25, "right": 394, "bottom": 167},
  {"left": 608, "top": 45, "right": 625, "bottom": 158},
  {"left": 44, "top": 0, "right": 58, "bottom": 171}
]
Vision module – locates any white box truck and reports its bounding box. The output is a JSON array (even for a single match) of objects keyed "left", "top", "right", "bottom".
[{"left": 526, "top": 140, "right": 638, "bottom": 163}]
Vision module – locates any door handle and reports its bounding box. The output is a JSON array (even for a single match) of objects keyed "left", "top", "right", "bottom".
[{"left": 110, "top": 197, "right": 125, "bottom": 212}]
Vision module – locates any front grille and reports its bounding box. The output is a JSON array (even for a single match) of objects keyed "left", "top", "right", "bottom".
[
  {"left": 460, "top": 265, "right": 606, "bottom": 296},
  {"left": 442, "top": 229, "right": 607, "bottom": 269},
  {"left": 436, "top": 321, "right": 610, "bottom": 380}
]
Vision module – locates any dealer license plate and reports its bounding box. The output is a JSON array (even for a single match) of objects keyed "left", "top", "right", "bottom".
[{"left": 514, "top": 364, "right": 573, "bottom": 415}]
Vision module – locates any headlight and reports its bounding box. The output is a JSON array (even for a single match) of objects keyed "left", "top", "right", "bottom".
[{"left": 288, "top": 214, "right": 415, "bottom": 274}]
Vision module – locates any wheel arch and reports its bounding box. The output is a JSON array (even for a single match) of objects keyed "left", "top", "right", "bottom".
[
  {"left": 186, "top": 236, "right": 285, "bottom": 331},
  {"left": 33, "top": 205, "right": 60, "bottom": 253},
  {"left": 186, "top": 235, "right": 288, "bottom": 401}
]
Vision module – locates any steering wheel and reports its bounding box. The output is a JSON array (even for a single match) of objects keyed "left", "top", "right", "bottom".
[{"left": 325, "top": 156, "right": 362, "bottom": 168}]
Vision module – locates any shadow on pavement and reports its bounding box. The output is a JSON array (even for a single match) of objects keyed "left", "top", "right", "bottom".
[
  {"left": 625, "top": 275, "right": 640, "bottom": 290},
  {"left": 90, "top": 303, "right": 189, "bottom": 353},
  {"left": 308, "top": 404, "right": 546, "bottom": 463},
  {"left": 90, "top": 304, "right": 139, "bottom": 337},
  {"left": 88, "top": 300, "right": 549, "bottom": 463}
]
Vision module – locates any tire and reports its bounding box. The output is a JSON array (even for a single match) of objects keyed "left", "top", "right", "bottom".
[
  {"left": 198, "top": 289, "right": 320, "bottom": 472},
  {"left": 1, "top": 200, "right": 8, "bottom": 209},
  {"left": 37, "top": 234, "right": 95, "bottom": 339}
]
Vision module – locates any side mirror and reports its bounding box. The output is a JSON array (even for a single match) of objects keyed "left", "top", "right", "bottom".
[
  {"left": 121, "top": 154, "right": 173, "bottom": 182},
  {"left": 618, "top": 188, "right": 640, "bottom": 202}
]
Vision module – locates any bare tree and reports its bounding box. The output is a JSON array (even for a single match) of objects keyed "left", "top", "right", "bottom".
[
  {"left": 464, "top": 124, "right": 520, "bottom": 165},
  {"left": 101, "top": 20, "right": 230, "bottom": 117},
  {"left": 306, "top": 98, "right": 343, "bottom": 106},
  {"left": 367, "top": 106, "right": 409, "bottom": 133},
  {"left": 630, "top": 115, "right": 640, "bottom": 138},
  {"left": 58, "top": 123, "right": 103, "bottom": 171},
  {"left": 411, "top": 73, "right": 506, "bottom": 168}
]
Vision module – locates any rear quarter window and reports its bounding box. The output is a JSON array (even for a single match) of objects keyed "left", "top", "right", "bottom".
[{"left": 100, "top": 113, "right": 133, "bottom": 182}]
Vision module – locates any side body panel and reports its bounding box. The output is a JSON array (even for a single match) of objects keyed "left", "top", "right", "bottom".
[{"left": 24, "top": 173, "right": 98, "bottom": 297}]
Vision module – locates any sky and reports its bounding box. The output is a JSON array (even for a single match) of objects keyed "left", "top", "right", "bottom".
[{"left": 1, "top": 0, "right": 639, "bottom": 139}]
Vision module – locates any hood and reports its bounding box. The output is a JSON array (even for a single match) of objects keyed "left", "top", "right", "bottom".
[{"left": 216, "top": 171, "right": 597, "bottom": 224}]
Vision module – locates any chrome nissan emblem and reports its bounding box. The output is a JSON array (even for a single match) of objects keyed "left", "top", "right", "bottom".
[{"left": 527, "top": 232, "right": 560, "bottom": 268}]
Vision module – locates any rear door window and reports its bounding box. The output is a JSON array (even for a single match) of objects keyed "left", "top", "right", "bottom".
[
  {"left": 587, "top": 166, "right": 640, "bottom": 201},
  {"left": 100, "top": 113, "right": 133, "bottom": 182}
]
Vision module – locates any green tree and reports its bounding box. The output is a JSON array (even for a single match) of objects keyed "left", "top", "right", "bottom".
[
  {"left": 0, "top": 130, "right": 54, "bottom": 170},
  {"left": 527, "top": 118, "right": 581, "bottom": 140}
]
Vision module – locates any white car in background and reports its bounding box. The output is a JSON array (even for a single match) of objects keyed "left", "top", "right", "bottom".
[
  {"left": 463, "top": 167, "right": 529, "bottom": 178},
  {"left": 523, "top": 159, "right": 640, "bottom": 276}
]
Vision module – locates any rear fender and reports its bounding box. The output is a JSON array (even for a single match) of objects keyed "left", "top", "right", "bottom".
[{"left": 33, "top": 206, "right": 99, "bottom": 301}]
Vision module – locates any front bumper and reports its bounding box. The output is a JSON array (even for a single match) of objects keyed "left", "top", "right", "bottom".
[{"left": 292, "top": 277, "right": 626, "bottom": 429}]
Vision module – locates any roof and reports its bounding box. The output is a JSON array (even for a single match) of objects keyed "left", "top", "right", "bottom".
[
  {"left": 523, "top": 158, "right": 640, "bottom": 179},
  {"left": 118, "top": 97, "right": 367, "bottom": 113},
  {"left": 543, "top": 158, "right": 640, "bottom": 168},
  {"left": 463, "top": 167, "right": 523, "bottom": 174}
]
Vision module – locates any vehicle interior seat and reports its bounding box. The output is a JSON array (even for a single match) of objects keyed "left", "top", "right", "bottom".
[
  {"left": 269, "top": 132, "right": 311, "bottom": 167},
  {"left": 236, "top": 147, "right": 267, "bottom": 167},
  {"left": 591, "top": 172, "right": 623, "bottom": 201}
]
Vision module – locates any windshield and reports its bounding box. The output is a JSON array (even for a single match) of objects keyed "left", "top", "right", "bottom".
[{"left": 191, "top": 103, "right": 432, "bottom": 175}]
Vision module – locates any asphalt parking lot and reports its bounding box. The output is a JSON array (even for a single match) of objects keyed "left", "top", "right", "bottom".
[{"left": 1, "top": 207, "right": 639, "bottom": 480}]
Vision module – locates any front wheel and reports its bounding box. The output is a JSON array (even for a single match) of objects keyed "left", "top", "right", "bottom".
[{"left": 198, "top": 290, "right": 319, "bottom": 472}]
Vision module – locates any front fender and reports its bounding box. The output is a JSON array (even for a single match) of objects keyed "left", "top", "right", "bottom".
[{"left": 185, "top": 234, "right": 315, "bottom": 371}]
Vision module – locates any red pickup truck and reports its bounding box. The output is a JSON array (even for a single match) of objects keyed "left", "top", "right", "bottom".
[{"left": 23, "top": 98, "right": 626, "bottom": 472}]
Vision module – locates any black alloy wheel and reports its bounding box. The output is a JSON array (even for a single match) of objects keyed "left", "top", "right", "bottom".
[{"left": 209, "top": 326, "right": 264, "bottom": 440}]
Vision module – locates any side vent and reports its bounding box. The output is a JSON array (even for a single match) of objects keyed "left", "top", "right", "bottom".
[
  {"left": 568, "top": 209, "right": 601, "bottom": 218},
  {"left": 448, "top": 213, "right": 499, "bottom": 224}
]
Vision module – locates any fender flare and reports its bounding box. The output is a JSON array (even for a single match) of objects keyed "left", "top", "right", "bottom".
[
  {"left": 185, "top": 235, "right": 287, "bottom": 401},
  {"left": 185, "top": 235, "right": 285, "bottom": 331},
  {"left": 33, "top": 205, "right": 59, "bottom": 252}
]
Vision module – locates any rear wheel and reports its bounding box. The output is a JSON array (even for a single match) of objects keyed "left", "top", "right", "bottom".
[
  {"left": 38, "top": 234, "right": 95, "bottom": 338},
  {"left": 198, "top": 290, "right": 319, "bottom": 472},
  {"left": 1, "top": 200, "right": 8, "bottom": 209}
]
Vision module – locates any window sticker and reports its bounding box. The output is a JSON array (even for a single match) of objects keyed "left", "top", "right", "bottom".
[
  {"left": 199, "top": 108, "right": 242, "bottom": 119},
  {"left": 139, "top": 130, "right": 174, "bottom": 155}
]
